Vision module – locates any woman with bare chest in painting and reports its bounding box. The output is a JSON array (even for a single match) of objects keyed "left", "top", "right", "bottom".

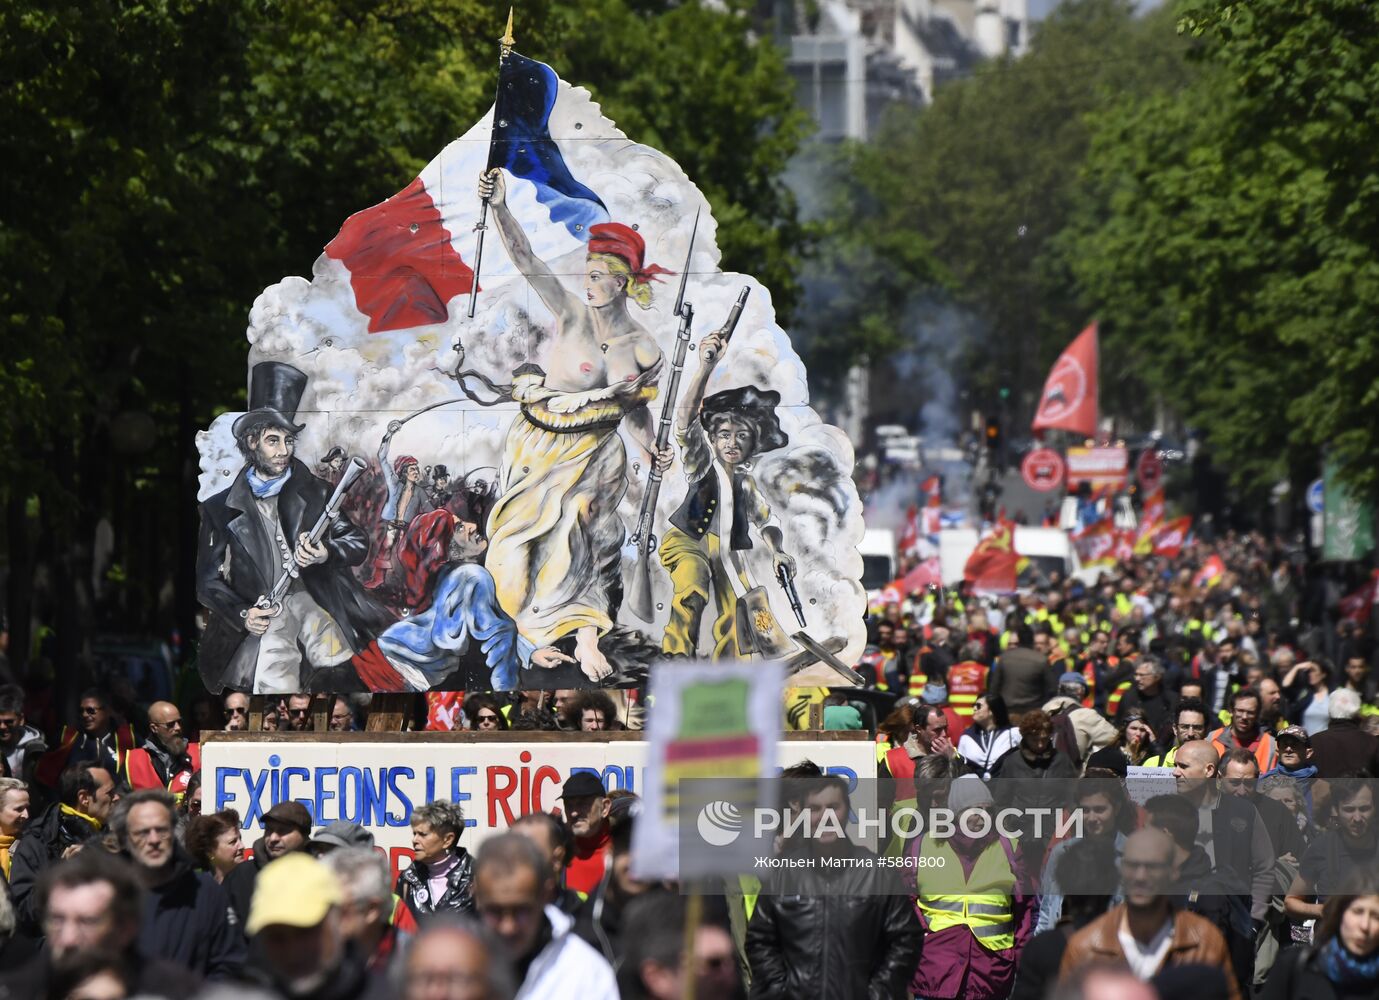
[{"left": 478, "top": 168, "right": 665, "bottom": 681}]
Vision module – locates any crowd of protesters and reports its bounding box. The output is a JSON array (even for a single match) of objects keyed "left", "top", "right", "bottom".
[{"left": 0, "top": 527, "right": 1375, "bottom": 997}]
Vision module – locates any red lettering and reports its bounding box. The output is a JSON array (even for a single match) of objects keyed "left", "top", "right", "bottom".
[
  {"left": 388, "top": 846, "right": 415, "bottom": 885},
  {"left": 488, "top": 766, "right": 518, "bottom": 827},
  {"left": 531, "top": 766, "right": 561, "bottom": 814}
]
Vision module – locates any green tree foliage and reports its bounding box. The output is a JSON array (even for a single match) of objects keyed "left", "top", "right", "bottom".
[
  {"left": 812, "top": 0, "right": 1190, "bottom": 406},
  {"left": 1070, "top": 0, "right": 1379, "bottom": 498},
  {"left": 0, "top": 0, "right": 804, "bottom": 667}
]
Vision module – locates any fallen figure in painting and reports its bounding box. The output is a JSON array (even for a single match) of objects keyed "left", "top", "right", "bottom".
[{"left": 346, "top": 507, "right": 576, "bottom": 692}]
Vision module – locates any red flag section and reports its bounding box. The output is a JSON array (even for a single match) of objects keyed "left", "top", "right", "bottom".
[
  {"left": 1339, "top": 570, "right": 1379, "bottom": 624},
  {"left": 964, "top": 522, "right": 1020, "bottom": 592},
  {"left": 325, "top": 177, "right": 477, "bottom": 333},
  {"left": 1192, "top": 555, "right": 1226, "bottom": 589},
  {"left": 1150, "top": 517, "right": 1193, "bottom": 558},
  {"left": 1073, "top": 520, "right": 1118, "bottom": 569},
  {"left": 1032, "top": 323, "right": 1099, "bottom": 438}
]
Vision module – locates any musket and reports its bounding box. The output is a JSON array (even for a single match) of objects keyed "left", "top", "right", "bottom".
[
  {"left": 777, "top": 563, "right": 808, "bottom": 629},
  {"left": 627, "top": 213, "right": 702, "bottom": 622},
  {"left": 241, "top": 457, "right": 367, "bottom": 620},
  {"left": 468, "top": 10, "right": 517, "bottom": 319}
]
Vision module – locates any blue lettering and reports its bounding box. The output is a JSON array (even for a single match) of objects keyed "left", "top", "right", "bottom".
[
  {"left": 450, "top": 767, "right": 477, "bottom": 828},
  {"left": 385, "top": 767, "right": 414, "bottom": 827},
  {"left": 215, "top": 768, "right": 236, "bottom": 815},
  {"left": 314, "top": 767, "right": 338, "bottom": 824},
  {"left": 242, "top": 768, "right": 270, "bottom": 827},
  {"left": 425, "top": 767, "right": 436, "bottom": 803},
  {"left": 362, "top": 769, "right": 386, "bottom": 826},
  {"left": 339, "top": 767, "right": 362, "bottom": 824},
  {"left": 282, "top": 767, "right": 312, "bottom": 817}
]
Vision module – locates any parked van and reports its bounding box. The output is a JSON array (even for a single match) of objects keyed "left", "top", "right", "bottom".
[
  {"left": 939, "top": 526, "right": 1099, "bottom": 590},
  {"left": 859, "top": 529, "right": 897, "bottom": 593}
]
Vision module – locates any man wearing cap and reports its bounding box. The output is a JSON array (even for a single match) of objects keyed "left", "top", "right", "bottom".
[
  {"left": 197, "top": 361, "right": 387, "bottom": 694},
  {"left": 1041, "top": 673, "right": 1118, "bottom": 768},
  {"left": 245, "top": 852, "right": 388, "bottom": 999},
  {"left": 224, "top": 799, "right": 312, "bottom": 925},
  {"left": 1260, "top": 726, "right": 1330, "bottom": 822},
  {"left": 309, "top": 820, "right": 375, "bottom": 857},
  {"left": 561, "top": 772, "right": 612, "bottom": 897}
]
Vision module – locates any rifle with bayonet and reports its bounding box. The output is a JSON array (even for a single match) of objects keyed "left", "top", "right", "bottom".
[
  {"left": 628, "top": 213, "right": 700, "bottom": 622},
  {"left": 241, "top": 457, "right": 368, "bottom": 620}
]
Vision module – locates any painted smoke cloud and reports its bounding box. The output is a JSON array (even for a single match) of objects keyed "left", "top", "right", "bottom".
[{"left": 199, "top": 76, "right": 866, "bottom": 667}]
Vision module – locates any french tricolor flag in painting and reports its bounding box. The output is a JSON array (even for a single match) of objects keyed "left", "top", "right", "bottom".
[{"left": 326, "top": 52, "right": 608, "bottom": 334}]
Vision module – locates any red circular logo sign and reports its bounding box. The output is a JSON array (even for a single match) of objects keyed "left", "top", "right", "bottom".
[
  {"left": 1137, "top": 449, "right": 1164, "bottom": 493},
  {"left": 1021, "top": 448, "right": 1065, "bottom": 492}
]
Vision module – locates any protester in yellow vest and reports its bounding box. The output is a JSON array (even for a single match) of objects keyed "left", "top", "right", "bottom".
[
  {"left": 908, "top": 775, "right": 1033, "bottom": 1000},
  {"left": 1143, "top": 697, "right": 1211, "bottom": 768}
]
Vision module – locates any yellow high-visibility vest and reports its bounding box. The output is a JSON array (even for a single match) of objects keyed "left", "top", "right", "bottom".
[{"left": 916, "top": 836, "right": 1018, "bottom": 951}]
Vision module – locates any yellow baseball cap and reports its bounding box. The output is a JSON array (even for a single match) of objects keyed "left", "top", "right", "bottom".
[{"left": 246, "top": 853, "right": 342, "bottom": 935}]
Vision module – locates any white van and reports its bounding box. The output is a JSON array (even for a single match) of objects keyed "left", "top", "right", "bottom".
[
  {"left": 939, "top": 526, "right": 1098, "bottom": 590},
  {"left": 858, "top": 529, "right": 897, "bottom": 593}
]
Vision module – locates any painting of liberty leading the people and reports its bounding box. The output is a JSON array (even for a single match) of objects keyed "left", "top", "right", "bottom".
[{"left": 196, "top": 50, "right": 865, "bottom": 696}]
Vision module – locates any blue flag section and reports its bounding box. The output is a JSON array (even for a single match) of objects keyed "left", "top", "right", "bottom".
[{"left": 487, "top": 52, "right": 609, "bottom": 238}]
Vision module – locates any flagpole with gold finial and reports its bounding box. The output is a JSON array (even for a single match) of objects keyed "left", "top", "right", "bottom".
[{"left": 468, "top": 8, "right": 516, "bottom": 319}]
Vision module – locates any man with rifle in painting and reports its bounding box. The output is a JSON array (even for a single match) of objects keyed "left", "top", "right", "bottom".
[{"left": 651, "top": 323, "right": 797, "bottom": 660}]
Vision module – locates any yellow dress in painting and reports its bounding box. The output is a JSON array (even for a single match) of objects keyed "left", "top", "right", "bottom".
[{"left": 485, "top": 371, "right": 656, "bottom": 648}]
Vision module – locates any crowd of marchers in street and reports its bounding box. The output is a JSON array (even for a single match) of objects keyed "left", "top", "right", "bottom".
[{"left": 0, "top": 531, "right": 1376, "bottom": 998}]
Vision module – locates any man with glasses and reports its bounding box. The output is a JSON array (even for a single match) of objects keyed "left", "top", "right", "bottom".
[
  {"left": 111, "top": 788, "right": 245, "bottom": 978},
  {"left": 1116, "top": 658, "right": 1179, "bottom": 746},
  {"left": 0, "top": 683, "right": 45, "bottom": 782},
  {"left": 329, "top": 695, "right": 359, "bottom": 732},
  {"left": 1059, "top": 828, "right": 1241, "bottom": 998},
  {"left": 286, "top": 692, "right": 315, "bottom": 731},
  {"left": 222, "top": 691, "right": 250, "bottom": 732},
  {"left": 33, "top": 687, "right": 135, "bottom": 788},
  {"left": 0, "top": 850, "right": 203, "bottom": 996},
  {"left": 125, "top": 701, "right": 200, "bottom": 798},
  {"left": 473, "top": 832, "right": 617, "bottom": 999},
  {"left": 9, "top": 763, "right": 115, "bottom": 933},
  {"left": 1208, "top": 687, "right": 1278, "bottom": 773},
  {"left": 1144, "top": 697, "right": 1210, "bottom": 768}
]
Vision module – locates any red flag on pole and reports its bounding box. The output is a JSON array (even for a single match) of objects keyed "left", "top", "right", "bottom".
[
  {"left": 964, "top": 521, "right": 1021, "bottom": 592},
  {"left": 1032, "top": 323, "right": 1099, "bottom": 438}
]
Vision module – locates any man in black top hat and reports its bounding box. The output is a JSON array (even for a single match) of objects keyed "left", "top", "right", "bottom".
[
  {"left": 197, "top": 362, "right": 388, "bottom": 694},
  {"left": 653, "top": 327, "right": 796, "bottom": 659}
]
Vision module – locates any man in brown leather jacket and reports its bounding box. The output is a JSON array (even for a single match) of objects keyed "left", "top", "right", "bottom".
[{"left": 1059, "top": 828, "right": 1241, "bottom": 1000}]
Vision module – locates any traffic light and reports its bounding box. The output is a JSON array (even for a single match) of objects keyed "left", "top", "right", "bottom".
[{"left": 985, "top": 417, "right": 1002, "bottom": 449}]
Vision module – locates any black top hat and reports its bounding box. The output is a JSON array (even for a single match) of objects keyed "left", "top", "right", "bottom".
[
  {"left": 232, "top": 362, "right": 308, "bottom": 439},
  {"left": 699, "top": 385, "right": 789, "bottom": 454},
  {"left": 431, "top": 464, "right": 450, "bottom": 480}
]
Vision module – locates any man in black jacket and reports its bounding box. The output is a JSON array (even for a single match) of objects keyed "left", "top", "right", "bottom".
[
  {"left": 8, "top": 763, "right": 114, "bottom": 933},
  {"left": 0, "top": 850, "right": 203, "bottom": 999},
  {"left": 112, "top": 788, "right": 245, "bottom": 978},
  {"left": 1117, "top": 657, "right": 1180, "bottom": 745},
  {"left": 746, "top": 774, "right": 922, "bottom": 999},
  {"left": 196, "top": 361, "right": 388, "bottom": 694},
  {"left": 224, "top": 799, "right": 311, "bottom": 924}
]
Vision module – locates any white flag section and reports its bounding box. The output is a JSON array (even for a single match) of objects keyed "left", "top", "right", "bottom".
[{"left": 631, "top": 659, "right": 783, "bottom": 881}]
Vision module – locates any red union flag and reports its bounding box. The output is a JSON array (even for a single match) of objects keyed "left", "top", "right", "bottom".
[
  {"left": 1032, "top": 324, "right": 1099, "bottom": 438},
  {"left": 964, "top": 522, "right": 1020, "bottom": 592},
  {"left": 1074, "top": 520, "right": 1118, "bottom": 568},
  {"left": 1339, "top": 570, "right": 1379, "bottom": 624},
  {"left": 1150, "top": 516, "right": 1193, "bottom": 557}
]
